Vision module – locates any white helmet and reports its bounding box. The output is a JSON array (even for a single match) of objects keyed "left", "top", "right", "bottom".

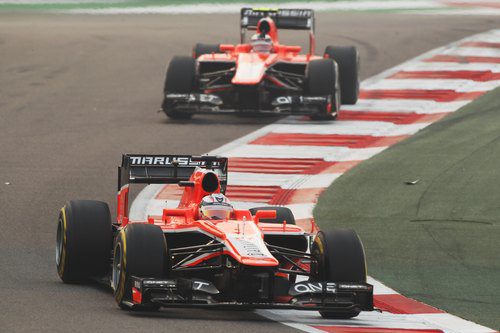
[
  {"left": 251, "top": 33, "right": 273, "bottom": 54},
  {"left": 199, "top": 194, "right": 234, "bottom": 220}
]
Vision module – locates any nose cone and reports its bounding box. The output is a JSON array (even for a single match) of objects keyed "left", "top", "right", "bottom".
[
  {"left": 232, "top": 53, "right": 267, "bottom": 85},
  {"left": 218, "top": 221, "right": 279, "bottom": 267}
]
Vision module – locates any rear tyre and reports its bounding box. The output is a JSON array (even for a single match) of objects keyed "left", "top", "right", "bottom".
[
  {"left": 112, "top": 223, "right": 168, "bottom": 310},
  {"left": 249, "top": 206, "right": 296, "bottom": 225},
  {"left": 307, "top": 59, "right": 340, "bottom": 120},
  {"left": 311, "top": 229, "right": 367, "bottom": 319},
  {"left": 56, "top": 200, "right": 112, "bottom": 283},
  {"left": 193, "top": 43, "right": 221, "bottom": 58},
  {"left": 324, "top": 46, "right": 360, "bottom": 105},
  {"left": 162, "top": 56, "right": 196, "bottom": 120}
]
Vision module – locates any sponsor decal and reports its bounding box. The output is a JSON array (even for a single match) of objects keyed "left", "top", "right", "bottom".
[
  {"left": 193, "top": 281, "right": 210, "bottom": 290},
  {"left": 274, "top": 96, "right": 292, "bottom": 105},
  {"left": 244, "top": 8, "right": 312, "bottom": 18},
  {"left": 143, "top": 279, "right": 177, "bottom": 288},
  {"left": 199, "top": 94, "right": 222, "bottom": 105},
  {"left": 191, "top": 280, "right": 219, "bottom": 294},
  {"left": 338, "top": 283, "right": 372, "bottom": 290},
  {"left": 129, "top": 155, "right": 220, "bottom": 167},
  {"left": 226, "top": 231, "right": 274, "bottom": 258},
  {"left": 290, "top": 282, "right": 336, "bottom": 295},
  {"left": 279, "top": 9, "right": 312, "bottom": 18},
  {"left": 166, "top": 93, "right": 222, "bottom": 105},
  {"left": 166, "top": 93, "right": 189, "bottom": 99},
  {"left": 239, "top": 239, "right": 265, "bottom": 256},
  {"left": 272, "top": 96, "right": 328, "bottom": 106}
]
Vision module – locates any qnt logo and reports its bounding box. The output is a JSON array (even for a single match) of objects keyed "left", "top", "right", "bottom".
[{"left": 293, "top": 282, "right": 336, "bottom": 294}]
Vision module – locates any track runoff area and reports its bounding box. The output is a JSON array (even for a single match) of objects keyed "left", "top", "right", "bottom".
[
  {"left": 129, "top": 30, "right": 500, "bottom": 332},
  {"left": 5, "top": 1, "right": 500, "bottom": 15}
]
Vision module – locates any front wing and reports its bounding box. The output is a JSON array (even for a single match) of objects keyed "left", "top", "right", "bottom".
[
  {"left": 124, "top": 276, "right": 373, "bottom": 312},
  {"left": 164, "top": 93, "right": 331, "bottom": 116}
]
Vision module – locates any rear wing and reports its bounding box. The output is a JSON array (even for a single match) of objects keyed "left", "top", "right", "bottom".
[
  {"left": 240, "top": 8, "right": 314, "bottom": 30},
  {"left": 240, "top": 7, "right": 315, "bottom": 54},
  {"left": 118, "top": 154, "right": 228, "bottom": 193}
]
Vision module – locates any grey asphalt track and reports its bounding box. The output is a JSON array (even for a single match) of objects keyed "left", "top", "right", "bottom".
[{"left": 0, "top": 12, "right": 498, "bottom": 332}]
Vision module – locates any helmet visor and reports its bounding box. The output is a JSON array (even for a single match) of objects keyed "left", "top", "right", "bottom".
[
  {"left": 251, "top": 37, "right": 272, "bottom": 53},
  {"left": 201, "top": 206, "right": 232, "bottom": 220}
]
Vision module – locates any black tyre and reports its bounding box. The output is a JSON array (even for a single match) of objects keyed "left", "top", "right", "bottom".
[
  {"left": 193, "top": 43, "right": 221, "bottom": 58},
  {"left": 324, "top": 46, "right": 360, "bottom": 105},
  {"left": 56, "top": 200, "right": 112, "bottom": 283},
  {"left": 307, "top": 59, "right": 340, "bottom": 120},
  {"left": 249, "top": 206, "right": 295, "bottom": 225},
  {"left": 112, "top": 223, "right": 168, "bottom": 309},
  {"left": 311, "top": 229, "right": 367, "bottom": 319},
  {"left": 162, "top": 56, "right": 196, "bottom": 120}
]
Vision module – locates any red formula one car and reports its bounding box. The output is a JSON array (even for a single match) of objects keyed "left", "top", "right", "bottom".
[
  {"left": 161, "top": 8, "right": 359, "bottom": 120},
  {"left": 56, "top": 154, "right": 373, "bottom": 318}
]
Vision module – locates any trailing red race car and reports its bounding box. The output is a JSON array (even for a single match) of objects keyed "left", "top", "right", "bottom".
[
  {"left": 161, "top": 8, "right": 359, "bottom": 120},
  {"left": 56, "top": 154, "right": 373, "bottom": 318}
]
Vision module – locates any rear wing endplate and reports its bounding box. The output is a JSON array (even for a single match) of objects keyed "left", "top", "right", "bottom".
[{"left": 118, "top": 154, "right": 228, "bottom": 193}]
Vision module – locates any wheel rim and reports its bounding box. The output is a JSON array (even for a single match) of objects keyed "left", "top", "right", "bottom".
[
  {"left": 56, "top": 218, "right": 63, "bottom": 266},
  {"left": 112, "top": 243, "right": 122, "bottom": 290}
]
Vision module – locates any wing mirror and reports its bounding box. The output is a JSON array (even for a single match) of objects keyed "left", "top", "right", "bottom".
[
  {"left": 220, "top": 44, "right": 235, "bottom": 53},
  {"left": 253, "top": 210, "right": 276, "bottom": 224}
]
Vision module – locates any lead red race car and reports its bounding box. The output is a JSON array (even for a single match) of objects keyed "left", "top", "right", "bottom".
[
  {"left": 161, "top": 8, "right": 359, "bottom": 120},
  {"left": 56, "top": 154, "right": 373, "bottom": 318}
]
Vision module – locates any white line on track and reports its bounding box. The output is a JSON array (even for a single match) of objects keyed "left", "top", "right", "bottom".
[
  {"left": 270, "top": 121, "right": 430, "bottom": 136},
  {"left": 341, "top": 99, "right": 470, "bottom": 113},
  {"left": 212, "top": 144, "right": 387, "bottom": 161},
  {"left": 398, "top": 62, "right": 500, "bottom": 73},
  {"left": 363, "top": 78, "right": 500, "bottom": 92},
  {"left": 228, "top": 172, "right": 341, "bottom": 189},
  {"left": 432, "top": 47, "right": 500, "bottom": 58}
]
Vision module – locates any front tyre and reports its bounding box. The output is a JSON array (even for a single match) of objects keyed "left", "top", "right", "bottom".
[
  {"left": 193, "top": 43, "right": 221, "bottom": 58},
  {"left": 324, "top": 46, "right": 360, "bottom": 105},
  {"left": 307, "top": 59, "right": 340, "bottom": 121},
  {"left": 113, "top": 223, "right": 168, "bottom": 310},
  {"left": 56, "top": 200, "right": 112, "bottom": 283},
  {"left": 161, "top": 56, "right": 197, "bottom": 120},
  {"left": 311, "top": 229, "right": 367, "bottom": 319}
]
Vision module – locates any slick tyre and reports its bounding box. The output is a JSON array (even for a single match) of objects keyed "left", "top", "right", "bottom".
[
  {"left": 249, "top": 206, "right": 296, "bottom": 225},
  {"left": 193, "top": 43, "right": 221, "bottom": 58},
  {"left": 324, "top": 46, "right": 360, "bottom": 104},
  {"left": 162, "top": 56, "right": 196, "bottom": 120},
  {"left": 56, "top": 200, "right": 112, "bottom": 283},
  {"left": 112, "top": 223, "right": 168, "bottom": 310},
  {"left": 307, "top": 59, "right": 340, "bottom": 120},
  {"left": 311, "top": 229, "right": 367, "bottom": 319}
]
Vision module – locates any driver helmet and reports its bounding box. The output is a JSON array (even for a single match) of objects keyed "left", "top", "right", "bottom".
[
  {"left": 199, "top": 193, "right": 234, "bottom": 220},
  {"left": 250, "top": 33, "right": 273, "bottom": 54}
]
